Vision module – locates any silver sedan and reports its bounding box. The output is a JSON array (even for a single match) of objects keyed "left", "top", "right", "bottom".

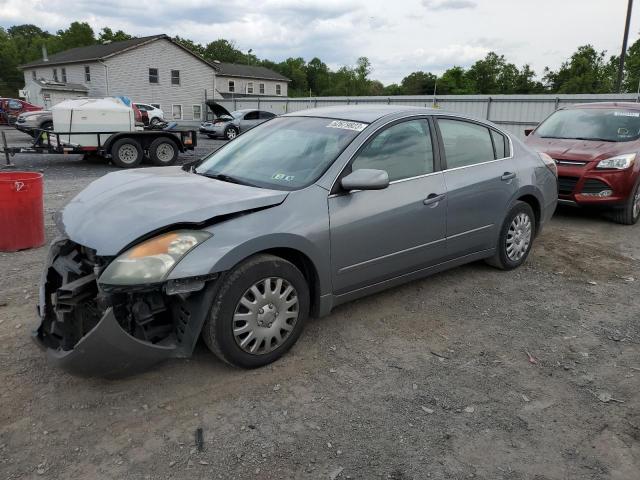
[{"left": 35, "top": 105, "right": 558, "bottom": 377}]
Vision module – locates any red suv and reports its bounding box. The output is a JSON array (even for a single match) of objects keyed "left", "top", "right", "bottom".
[
  {"left": 0, "top": 98, "right": 42, "bottom": 125},
  {"left": 525, "top": 102, "right": 640, "bottom": 224}
]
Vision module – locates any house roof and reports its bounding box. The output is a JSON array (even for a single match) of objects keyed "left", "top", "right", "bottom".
[
  {"left": 34, "top": 79, "right": 88, "bottom": 93},
  {"left": 20, "top": 35, "right": 168, "bottom": 69},
  {"left": 213, "top": 62, "right": 291, "bottom": 82}
]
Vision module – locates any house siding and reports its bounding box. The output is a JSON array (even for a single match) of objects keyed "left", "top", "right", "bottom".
[
  {"left": 217, "top": 76, "right": 287, "bottom": 97},
  {"left": 104, "top": 38, "right": 215, "bottom": 121}
]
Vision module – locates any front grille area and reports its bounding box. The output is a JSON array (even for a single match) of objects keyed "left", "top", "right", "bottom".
[
  {"left": 581, "top": 179, "right": 611, "bottom": 194},
  {"left": 558, "top": 176, "right": 579, "bottom": 195}
]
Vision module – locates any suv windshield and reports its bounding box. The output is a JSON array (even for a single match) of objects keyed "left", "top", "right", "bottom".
[
  {"left": 535, "top": 108, "right": 640, "bottom": 142},
  {"left": 195, "top": 116, "right": 365, "bottom": 190}
]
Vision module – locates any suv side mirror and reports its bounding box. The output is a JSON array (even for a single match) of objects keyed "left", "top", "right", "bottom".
[
  {"left": 524, "top": 128, "right": 534, "bottom": 136},
  {"left": 341, "top": 169, "right": 389, "bottom": 191}
]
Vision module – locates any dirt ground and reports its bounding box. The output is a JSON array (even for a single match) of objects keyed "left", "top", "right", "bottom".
[{"left": 0, "top": 126, "right": 638, "bottom": 480}]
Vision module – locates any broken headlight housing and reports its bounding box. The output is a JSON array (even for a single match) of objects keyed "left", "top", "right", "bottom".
[{"left": 99, "top": 230, "right": 211, "bottom": 286}]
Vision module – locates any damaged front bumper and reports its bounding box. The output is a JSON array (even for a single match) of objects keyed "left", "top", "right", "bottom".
[{"left": 34, "top": 238, "right": 219, "bottom": 378}]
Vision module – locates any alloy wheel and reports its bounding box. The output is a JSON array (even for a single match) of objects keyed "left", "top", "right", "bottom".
[
  {"left": 226, "top": 129, "right": 237, "bottom": 140},
  {"left": 505, "top": 212, "right": 532, "bottom": 261},
  {"left": 233, "top": 277, "right": 299, "bottom": 355}
]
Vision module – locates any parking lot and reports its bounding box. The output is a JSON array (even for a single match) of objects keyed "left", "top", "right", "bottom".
[{"left": 0, "top": 125, "right": 638, "bottom": 479}]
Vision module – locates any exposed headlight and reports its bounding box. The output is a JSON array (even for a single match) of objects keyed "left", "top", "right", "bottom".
[
  {"left": 99, "top": 230, "right": 211, "bottom": 286},
  {"left": 596, "top": 153, "right": 636, "bottom": 170}
]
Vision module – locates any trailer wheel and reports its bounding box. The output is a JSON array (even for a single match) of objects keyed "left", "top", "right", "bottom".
[
  {"left": 111, "top": 137, "right": 143, "bottom": 168},
  {"left": 149, "top": 137, "right": 179, "bottom": 166}
]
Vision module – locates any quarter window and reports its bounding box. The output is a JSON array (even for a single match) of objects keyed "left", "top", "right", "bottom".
[
  {"left": 490, "top": 129, "right": 509, "bottom": 159},
  {"left": 228, "top": 80, "right": 235, "bottom": 92},
  {"left": 171, "top": 70, "right": 180, "bottom": 85},
  {"left": 352, "top": 119, "right": 434, "bottom": 182},
  {"left": 84, "top": 66, "right": 91, "bottom": 82},
  {"left": 149, "top": 68, "right": 159, "bottom": 84},
  {"left": 438, "top": 119, "right": 495, "bottom": 169}
]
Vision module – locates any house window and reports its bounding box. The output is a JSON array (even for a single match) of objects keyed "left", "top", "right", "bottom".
[
  {"left": 31, "top": 70, "right": 36, "bottom": 80},
  {"left": 172, "top": 104, "right": 182, "bottom": 120},
  {"left": 275, "top": 84, "right": 281, "bottom": 95},
  {"left": 84, "top": 66, "right": 91, "bottom": 82},
  {"left": 149, "top": 68, "right": 159, "bottom": 84},
  {"left": 61, "top": 68, "right": 67, "bottom": 83},
  {"left": 259, "top": 83, "right": 265, "bottom": 94},
  {"left": 193, "top": 105, "right": 202, "bottom": 121},
  {"left": 247, "top": 82, "right": 254, "bottom": 94},
  {"left": 53, "top": 68, "right": 58, "bottom": 82},
  {"left": 171, "top": 70, "right": 180, "bottom": 85},
  {"left": 228, "top": 80, "right": 235, "bottom": 92}
]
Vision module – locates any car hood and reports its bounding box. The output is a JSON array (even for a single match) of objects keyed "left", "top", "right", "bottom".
[
  {"left": 525, "top": 136, "right": 637, "bottom": 162},
  {"left": 59, "top": 166, "right": 289, "bottom": 255},
  {"left": 205, "top": 100, "right": 233, "bottom": 118}
]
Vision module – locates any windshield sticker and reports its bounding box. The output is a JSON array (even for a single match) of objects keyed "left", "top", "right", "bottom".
[
  {"left": 272, "top": 173, "right": 295, "bottom": 182},
  {"left": 613, "top": 111, "right": 640, "bottom": 117},
  {"left": 326, "top": 120, "right": 367, "bottom": 132}
]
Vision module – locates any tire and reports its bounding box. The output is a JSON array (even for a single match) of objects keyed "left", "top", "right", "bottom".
[
  {"left": 486, "top": 201, "right": 536, "bottom": 270},
  {"left": 224, "top": 126, "right": 238, "bottom": 140},
  {"left": 608, "top": 179, "right": 640, "bottom": 225},
  {"left": 202, "top": 254, "right": 310, "bottom": 368},
  {"left": 41, "top": 121, "right": 53, "bottom": 131},
  {"left": 148, "top": 137, "right": 179, "bottom": 166},
  {"left": 110, "top": 137, "right": 143, "bottom": 168},
  {"left": 150, "top": 117, "right": 160, "bottom": 126}
]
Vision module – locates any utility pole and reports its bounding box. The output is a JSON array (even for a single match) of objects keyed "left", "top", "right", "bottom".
[{"left": 616, "top": 0, "right": 634, "bottom": 93}]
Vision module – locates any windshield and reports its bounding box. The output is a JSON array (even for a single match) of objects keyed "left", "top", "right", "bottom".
[
  {"left": 195, "top": 116, "right": 365, "bottom": 190},
  {"left": 535, "top": 108, "right": 640, "bottom": 142}
]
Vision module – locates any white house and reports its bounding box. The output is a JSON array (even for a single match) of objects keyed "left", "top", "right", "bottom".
[{"left": 19, "top": 34, "right": 290, "bottom": 122}]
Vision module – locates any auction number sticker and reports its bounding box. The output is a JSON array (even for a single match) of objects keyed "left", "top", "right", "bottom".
[
  {"left": 272, "top": 173, "right": 295, "bottom": 182},
  {"left": 326, "top": 120, "right": 367, "bottom": 131},
  {"left": 613, "top": 111, "right": 640, "bottom": 117}
]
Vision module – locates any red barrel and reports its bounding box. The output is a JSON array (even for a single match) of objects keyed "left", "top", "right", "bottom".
[{"left": 0, "top": 171, "right": 45, "bottom": 251}]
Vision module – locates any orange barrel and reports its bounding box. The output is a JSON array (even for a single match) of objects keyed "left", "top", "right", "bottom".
[{"left": 0, "top": 171, "right": 45, "bottom": 251}]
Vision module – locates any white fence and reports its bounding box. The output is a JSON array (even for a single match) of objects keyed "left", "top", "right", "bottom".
[{"left": 215, "top": 93, "right": 640, "bottom": 138}]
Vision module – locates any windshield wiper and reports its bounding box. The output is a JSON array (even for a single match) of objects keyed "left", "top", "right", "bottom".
[
  {"left": 199, "top": 172, "right": 256, "bottom": 187},
  {"left": 573, "top": 137, "right": 615, "bottom": 142}
]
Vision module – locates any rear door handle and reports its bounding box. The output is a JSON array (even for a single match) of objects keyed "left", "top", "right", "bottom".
[
  {"left": 423, "top": 193, "right": 446, "bottom": 206},
  {"left": 501, "top": 172, "right": 516, "bottom": 181}
]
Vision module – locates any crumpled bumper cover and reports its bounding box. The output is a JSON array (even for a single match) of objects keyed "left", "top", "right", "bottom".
[{"left": 33, "top": 307, "right": 176, "bottom": 378}]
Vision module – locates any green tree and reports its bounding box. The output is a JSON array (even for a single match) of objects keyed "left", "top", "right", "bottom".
[
  {"left": 400, "top": 71, "right": 438, "bottom": 95},
  {"left": 98, "top": 27, "right": 133, "bottom": 43},
  {"left": 204, "top": 39, "right": 245, "bottom": 63},
  {"left": 55, "top": 22, "right": 95, "bottom": 51},
  {"left": 438, "top": 66, "right": 472, "bottom": 94},
  {"left": 543, "top": 45, "right": 614, "bottom": 93}
]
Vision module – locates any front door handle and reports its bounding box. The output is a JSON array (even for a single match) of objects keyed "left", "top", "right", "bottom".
[
  {"left": 423, "top": 193, "right": 445, "bottom": 206},
  {"left": 501, "top": 172, "right": 516, "bottom": 181}
]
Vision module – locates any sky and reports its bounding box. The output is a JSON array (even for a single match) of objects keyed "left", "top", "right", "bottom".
[{"left": 1, "top": 0, "right": 639, "bottom": 84}]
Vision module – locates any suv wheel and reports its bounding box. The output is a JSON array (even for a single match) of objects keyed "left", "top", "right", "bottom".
[
  {"left": 202, "top": 254, "right": 309, "bottom": 368},
  {"left": 486, "top": 201, "right": 536, "bottom": 270},
  {"left": 609, "top": 180, "right": 640, "bottom": 225}
]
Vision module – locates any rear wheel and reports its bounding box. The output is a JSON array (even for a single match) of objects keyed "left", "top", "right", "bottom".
[
  {"left": 202, "top": 254, "right": 309, "bottom": 368},
  {"left": 609, "top": 180, "right": 640, "bottom": 225},
  {"left": 486, "top": 201, "right": 535, "bottom": 270},
  {"left": 110, "top": 137, "right": 143, "bottom": 168},
  {"left": 148, "top": 137, "right": 179, "bottom": 166}
]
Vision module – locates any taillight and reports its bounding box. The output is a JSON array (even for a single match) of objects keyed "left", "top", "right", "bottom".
[{"left": 538, "top": 152, "right": 557, "bottom": 177}]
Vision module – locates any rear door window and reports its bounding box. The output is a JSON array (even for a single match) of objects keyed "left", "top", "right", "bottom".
[
  {"left": 490, "top": 129, "right": 509, "bottom": 159},
  {"left": 244, "top": 111, "right": 260, "bottom": 120},
  {"left": 438, "top": 118, "right": 496, "bottom": 169}
]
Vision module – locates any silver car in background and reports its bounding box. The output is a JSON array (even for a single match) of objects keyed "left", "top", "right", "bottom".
[
  {"left": 35, "top": 105, "right": 558, "bottom": 377},
  {"left": 200, "top": 102, "right": 277, "bottom": 140}
]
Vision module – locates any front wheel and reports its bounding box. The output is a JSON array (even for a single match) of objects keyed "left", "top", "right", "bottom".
[
  {"left": 224, "top": 127, "right": 238, "bottom": 140},
  {"left": 110, "top": 137, "right": 143, "bottom": 168},
  {"left": 202, "top": 254, "right": 309, "bottom": 368},
  {"left": 150, "top": 117, "right": 160, "bottom": 126},
  {"left": 486, "top": 201, "right": 536, "bottom": 270},
  {"left": 609, "top": 180, "right": 640, "bottom": 225}
]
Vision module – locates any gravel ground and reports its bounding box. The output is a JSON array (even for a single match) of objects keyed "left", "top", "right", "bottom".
[{"left": 0, "top": 126, "right": 638, "bottom": 480}]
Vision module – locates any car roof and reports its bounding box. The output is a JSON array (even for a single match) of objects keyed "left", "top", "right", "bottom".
[
  {"left": 565, "top": 102, "right": 640, "bottom": 110},
  {"left": 283, "top": 105, "right": 442, "bottom": 123}
]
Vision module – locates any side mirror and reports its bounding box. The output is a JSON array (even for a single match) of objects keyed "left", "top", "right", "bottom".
[
  {"left": 524, "top": 128, "right": 534, "bottom": 136},
  {"left": 341, "top": 169, "right": 389, "bottom": 191}
]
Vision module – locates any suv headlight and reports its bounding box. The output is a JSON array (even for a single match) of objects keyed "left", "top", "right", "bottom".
[
  {"left": 99, "top": 230, "right": 211, "bottom": 286},
  {"left": 596, "top": 153, "right": 636, "bottom": 170}
]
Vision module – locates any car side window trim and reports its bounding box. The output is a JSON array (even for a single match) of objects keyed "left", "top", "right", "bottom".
[
  {"left": 329, "top": 115, "right": 441, "bottom": 195},
  {"left": 434, "top": 116, "right": 514, "bottom": 172}
]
